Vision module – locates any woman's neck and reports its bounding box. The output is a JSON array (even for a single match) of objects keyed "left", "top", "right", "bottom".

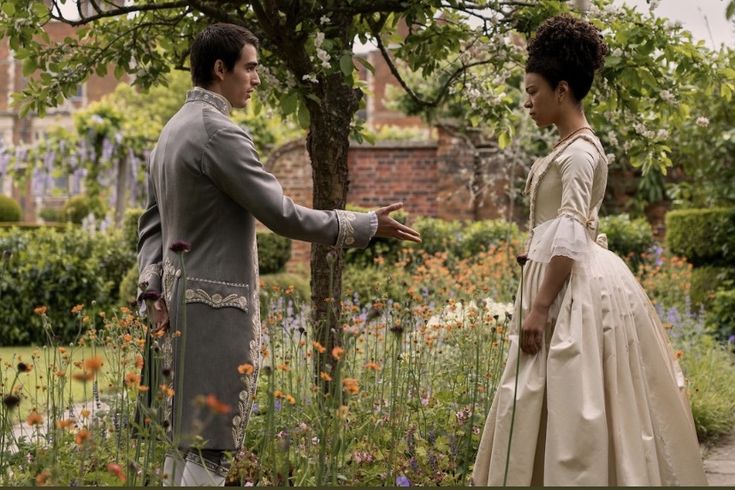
[{"left": 555, "top": 110, "right": 590, "bottom": 140}]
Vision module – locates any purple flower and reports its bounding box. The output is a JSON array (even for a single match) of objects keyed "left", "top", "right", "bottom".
[
  {"left": 728, "top": 335, "right": 735, "bottom": 345},
  {"left": 169, "top": 240, "right": 192, "bottom": 253},
  {"left": 516, "top": 254, "right": 529, "bottom": 266},
  {"left": 396, "top": 475, "right": 411, "bottom": 487},
  {"left": 2, "top": 394, "right": 20, "bottom": 410}
]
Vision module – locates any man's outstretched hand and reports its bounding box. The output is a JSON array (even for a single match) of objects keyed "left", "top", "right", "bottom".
[{"left": 374, "top": 203, "right": 422, "bottom": 243}]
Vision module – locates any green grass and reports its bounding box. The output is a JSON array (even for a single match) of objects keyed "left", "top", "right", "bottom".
[{"left": 1, "top": 345, "right": 113, "bottom": 420}]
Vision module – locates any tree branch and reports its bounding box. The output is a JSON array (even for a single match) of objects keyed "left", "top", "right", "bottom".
[{"left": 50, "top": 1, "right": 189, "bottom": 26}]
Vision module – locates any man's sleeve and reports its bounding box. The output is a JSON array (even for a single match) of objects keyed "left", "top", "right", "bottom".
[
  {"left": 201, "top": 125, "right": 374, "bottom": 248},
  {"left": 137, "top": 153, "right": 163, "bottom": 299}
]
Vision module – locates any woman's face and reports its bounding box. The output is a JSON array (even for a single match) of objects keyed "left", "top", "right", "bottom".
[{"left": 523, "top": 72, "right": 560, "bottom": 128}]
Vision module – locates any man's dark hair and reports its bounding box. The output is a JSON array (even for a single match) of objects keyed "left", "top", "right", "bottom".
[
  {"left": 190, "top": 23, "right": 259, "bottom": 88},
  {"left": 525, "top": 14, "right": 608, "bottom": 102}
]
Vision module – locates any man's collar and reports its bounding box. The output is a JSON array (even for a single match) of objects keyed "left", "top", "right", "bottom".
[{"left": 186, "top": 86, "right": 232, "bottom": 116}]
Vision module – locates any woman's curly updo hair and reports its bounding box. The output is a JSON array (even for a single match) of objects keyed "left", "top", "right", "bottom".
[{"left": 526, "top": 14, "right": 608, "bottom": 101}]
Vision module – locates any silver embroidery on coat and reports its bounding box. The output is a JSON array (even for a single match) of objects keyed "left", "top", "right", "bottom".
[
  {"left": 184, "top": 288, "right": 248, "bottom": 312},
  {"left": 335, "top": 209, "right": 358, "bottom": 247},
  {"left": 139, "top": 262, "right": 162, "bottom": 290},
  {"left": 162, "top": 258, "right": 180, "bottom": 304},
  {"left": 232, "top": 239, "right": 262, "bottom": 451},
  {"left": 186, "top": 87, "right": 231, "bottom": 116}
]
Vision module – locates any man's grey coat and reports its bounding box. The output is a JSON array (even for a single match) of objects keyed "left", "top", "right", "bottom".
[{"left": 137, "top": 87, "right": 373, "bottom": 451}]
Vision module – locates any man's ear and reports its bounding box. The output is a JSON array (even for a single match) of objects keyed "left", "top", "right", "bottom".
[{"left": 213, "top": 59, "right": 226, "bottom": 82}]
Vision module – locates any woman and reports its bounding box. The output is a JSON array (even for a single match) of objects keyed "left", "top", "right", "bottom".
[{"left": 472, "top": 15, "right": 707, "bottom": 486}]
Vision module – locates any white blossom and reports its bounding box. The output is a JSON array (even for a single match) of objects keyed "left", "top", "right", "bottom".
[
  {"left": 656, "top": 129, "right": 669, "bottom": 140},
  {"left": 314, "top": 31, "right": 325, "bottom": 48},
  {"left": 696, "top": 116, "right": 710, "bottom": 128},
  {"left": 660, "top": 90, "right": 675, "bottom": 103},
  {"left": 633, "top": 122, "right": 646, "bottom": 134},
  {"left": 319, "top": 15, "right": 330, "bottom": 25},
  {"left": 611, "top": 48, "right": 623, "bottom": 58},
  {"left": 648, "top": 0, "right": 660, "bottom": 11},
  {"left": 316, "top": 48, "right": 331, "bottom": 68},
  {"left": 623, "top": 140, "right": 633, "bottom": 152},
  {"left": 607, "top": 131, "right": 619, "bottom": 147},
  {"left": 606, "top": 153, "right": 616, "bottom": 164},
  {"left": 302, "top": 73, "right": 318, "bottom": 84}
]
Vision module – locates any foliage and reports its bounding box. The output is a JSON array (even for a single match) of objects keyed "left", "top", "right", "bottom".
[
  {"left": 122, "top": 207, "right": 144, "bottom": 253},
  {"left": 690, "top": 266, "right": 735, "bottom": 308},
  {"left": 118, "top": 263, "right": 139, "bottom": 308},
  {"left": 62, "top": 195, "right": 106, "bottom": 224},
  {"left": 707, "top": 289, "right": 735, "bottom": 342},
  {"left": 635, "top": 251, "right": 692, "bottom": 313},
  {"left": 257, "top": 232, "right": 292, "bottom": 275},
  {"left": 0, "top": 195, "right": 21, "bottom": 222},
  {"left": 666, "top": 208, "right": 735, "bottom": 266},
  {"left": 599, "top": 213, "right": 654, "bottom": 269},
  {"left": 259, "top": 272, "right": 311, "bottom": 316},
  {"left": 0, "top": 226, "right": 134, "bottom": 345},
  {"left": 39, "top": 207, "right": 64, "bottom": 222}
]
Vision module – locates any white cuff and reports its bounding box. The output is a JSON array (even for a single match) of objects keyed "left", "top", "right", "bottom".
[
  {"left": 368, "top": 211, "right": 378, "bottom": 239},
  {"left": 527, "top": 214, "right": 592, "bottom": 264}
]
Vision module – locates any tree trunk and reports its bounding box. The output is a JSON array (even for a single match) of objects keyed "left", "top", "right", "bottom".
[
  {"left": 114, "top": 154, "right": 128, "bottom": 225},
  {"left": 306, "top": 73, "right": 362, "bottom": 383}
]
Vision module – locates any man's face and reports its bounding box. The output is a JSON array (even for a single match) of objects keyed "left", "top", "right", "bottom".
[{"left": 219, "top": 43, "right": 260, "bottom": 109}]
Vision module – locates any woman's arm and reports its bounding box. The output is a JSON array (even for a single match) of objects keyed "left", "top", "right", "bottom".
[{"left": 521, "top": 255, "right": 574, "bottom": 354}]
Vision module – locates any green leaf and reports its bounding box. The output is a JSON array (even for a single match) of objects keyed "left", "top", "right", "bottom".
[
  {"left": 297, "top": 102, "right": 310, "bottom": 129},
  {"left": 726, "top": 0, "right": 735, "bottom": 20},
  {"left": 498, "top": 131, "right": 510, "bottom": 149},
  {"left": 2, "top": 2, "right": 16, "bottom": 16},
  {"left": 354, "top": 55, "right": 375, "bottom": 74},
  {"left": 22, "top": 58, "right": 36, "bottom": 77},
  {"left": 339, "top": 54, "right": 353, "bottom": 77},
  {"left": 280, "top": 92, "right": 298, "bottom": 115}
]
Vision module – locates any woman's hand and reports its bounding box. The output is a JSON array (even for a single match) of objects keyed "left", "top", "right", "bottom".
[{"left": 521, "top": 305, "right": 548, "bottom": 355}]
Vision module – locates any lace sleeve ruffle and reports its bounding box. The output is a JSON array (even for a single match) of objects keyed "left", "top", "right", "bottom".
[{"left": 527, "top": 214, "right": 593, "bottom": 264}]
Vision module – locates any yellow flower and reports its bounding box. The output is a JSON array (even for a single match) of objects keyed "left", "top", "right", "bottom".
[
  {"left": 285, "top": 394, "right": 296, "bottom": 405},
  {"left": 80, "top": 408, "right": 90, "bottom": 418},
  {"left": 71, "top": 304, "right": 84, "bottom": 314}
]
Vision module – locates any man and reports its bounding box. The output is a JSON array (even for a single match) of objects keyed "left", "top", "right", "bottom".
[{"left": 137, "top": 23, "right": 420, "bottom": 486}]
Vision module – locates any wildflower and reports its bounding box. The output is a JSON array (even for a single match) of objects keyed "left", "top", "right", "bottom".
[
  {"left": 106, "top": 463, "right": 126, "bottom": 482},
  {"left": 71, "top": 304, "right": 84, "bottom": 314},
  {"left": 125, "top": 372, "right": 141, "bottom": 387},
  {"left": 80, "top": 408, "right": 90, "bottom": 418},
  {"left": 729, "top": 335, "right": 735, "bottom": 345},
  {"left": 516, "top": 254, "right": 529, "bottom": 266},
  {"left": 312, "top": 341, "right": 326, "bottom": 354},
  {"left": 56, "top": 419, "right": 75, "bottom": 430},
  {"left": 2, "top": 394, "right": 20, "bottom": 410},
  {"left": 331, "top": 346, "right": 344, "bottom": 361},
  {"left": 26, "top": 410, "right": 43, "bottom": 426},
  {"left": 58, "top": 347, "right": 67, "bottom": 354},
  {"left": 75, "top": 427, "right": 91, "bottom": 445},
  {"left": 365, "top": 361, "right": 381, "bottom": 371},
  {"left": 34, "top": 306, "right": 48, "bottom": 315},
  {"left": 72, "top": 371, "right": 94, "bottom": 382},
  {"left": 169, "top": 240, "right": 192, "bottom": 253},
  {"left": 205, "top": 394, "right": 232, "bottom": 414},
  {"left": 160, "top": 384, "right": 175, "bottom": 398},
  {"left": 675, "top": 350, "right": 684, "bottom": 359},
  {"left": 273, "top": 389, "right": 284, "bottom": 399},
  {"left": 285, "top": 394, "right": 296, "bottom": 405},
  {"left": 320, "top": 371, "right": 333, "bottom": 382},
  {"left": 276, "top": 363, "right": 290, "bottom": 372},
  {"left": 342, "top": 378, "right": 360, "bottom": 395},
  {"left": 35, "top": 470, "right": 51, "bottom": 486},
  {"left": 695, "top": 116, "right": 710, "bottom": 128},
  {"left": 17, "top": 362, "right": 32, "bottom": 373},
  {"left": 83, "top": 356, "right": 104, "bottom": 373},
  {"left": 336, "top": 405, "right": 348, "bottom": 418},
  {"left": 396, "top": 475, "right": 411, "bottom": 487},
  {"left": 135, "top": 354, "right": 144, "bottom": 370}
]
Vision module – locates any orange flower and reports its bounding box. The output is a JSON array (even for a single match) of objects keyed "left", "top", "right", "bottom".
[
  {"left": 285, "top": 394, "right": 296, "bottom": 405},
  {"left": 312, "top": 341, "right": 326, "bottom": 354},
  {"left": 75, "top": 427, "right": 91, "bottom": 445},
  {"left": 54, "top": 369, "right": 66, "bottom": 378},
  {"left": 83, "top": 356, "right": 104, "bottom": 373},
  {"left": 80, "top": 408, "right": 90, "bottom": 418},
  {"left": 123, "top": 334, "right": 133, "bottom": 343},
  {"left": 124, "top": 372, "right": 141, "bottom": 388},
  {"left": 205, "top": 394, "right": 232, "bottom": 415},
  {"left": 320, "top": 371, "right": 333, "bottom": 382},
  {"left": 58, "top": 347, "right": 67, "bottom": 354},
  {"left": 365, "top": 362, "right": 381, "bottom": 371},
  {"left": 342, "top": 378, "right": 360, "bottom": 395},
  {"left": 273, "top": 389, "right": 284, "bottom": 399},
  {"left": 26, "top": 410, "right": 43, "bottom": 427},
  {"left": 56, "top": 418, "right": 75, "bottom": 430},
  {"left": 276, "top": 363, "right": 290, "bottom": 372},
  {"left": 34, "top": 306, "right": 48, "bottom": 316},
  {"left": 331, "top": 346, "right": 344, "bottom": 361},
  {"left": 35, "top": 469, "right": 50, "bottom": 486},
  {"left": 237, "top": 363, "right": 254, "bottom": 375},
  {"left": 135, "top": 354, "right": 144, "bottom": 370},
  {"left": 106, "top": 463, "right": 126, "bottom": 482},
  {"left": 675, "top": 350, "right": 684, "bottom": 359},
  {"left": 72, "top": 371, "right": 94, "bottom": 382},
  {"left": 71, "top": 304, "right": 84, "bottom": 314},
  {"left": 160, "top": 384, "right": 175, "bottom": 398}
]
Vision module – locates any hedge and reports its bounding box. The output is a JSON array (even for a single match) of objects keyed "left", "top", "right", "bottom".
[
  {"left": 599, "top": 214, "right": 654, "bottom": 261},
  {"left": 666, "top": 208, "right": 735, "bottom": 266},
  {"left": 257, "top": 231, "right": 292, "bottom": 274},
  {"left": 707, "top": 289, "right": 735, "bottom": 342},
  {"left": 0, "top": 195, "right": 21, "bottom": 222},
  {"left": 690, "top": 266, "right": 735, "bottom": 307}
]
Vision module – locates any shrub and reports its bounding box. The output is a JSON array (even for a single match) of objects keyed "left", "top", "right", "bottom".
[
  {"left": 599, "top": 214, "right": 654, "bottom": 265},
  {"left": 342, "top": 264, "right": 411, "bottom": 303},
  {"left": 257, "top": 231, "right": 292, "bottom": 274},
  {"left": 259, "top": 272, "right": 311, "bottom": 316},
  {"left": 122, "top": 207, "right": 144, "bottom": 252},
  {"left": 344, "top": 205, "right": 408, "bottom": 268},
  {"left": 63, "top": 194, "right": 106, "bottom": 224},
  {"left": 39, "top": 207, "right": 64, "bottom": 222},
  {"left": 666, "top": 208, "right": 735, "bottom": 266},
  {"left": 119, "top": 263, "right": 139, "bottom": 307},
  {"left": 0, "top": 195, "right": 21, "bottom": 222},
  {"left": 459, "top": 220, "right": 522, "bottom": 259},
  {"left": 690, "top": 266, "right": 734, "bottom": 307},
  {"left": 410, "top": 217, "right": 464, "bottom": 257},
  {"left": 0, "top": 226, "right": 134, "bottom": 345},
  {"left": 707, "top": 289, "right": 735, "bottom": 342}
]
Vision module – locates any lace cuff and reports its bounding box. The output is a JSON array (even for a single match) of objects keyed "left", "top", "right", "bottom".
[{"left": 527, "top": 214, "right": 592, "bottom": 264}]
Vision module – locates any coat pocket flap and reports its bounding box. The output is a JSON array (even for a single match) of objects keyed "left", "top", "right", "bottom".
[{"left": 184, "top": 277, "right": 249, "bottom": 312}]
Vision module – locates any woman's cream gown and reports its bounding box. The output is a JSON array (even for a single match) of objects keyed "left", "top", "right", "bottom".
[{"left": 472, "top": 130, "right": 707, "bottom": 486}]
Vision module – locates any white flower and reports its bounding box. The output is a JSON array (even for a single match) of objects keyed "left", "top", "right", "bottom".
[
  {"left": 316, "top": 48, "right": 331, "bottom": 67},
  {"left": 319, "top": 15, "right": 330, "bottom": 25},
  {"left": 611, "top": 48, "right": 623, "bottom": 58},
  {"left": 696, "top": 116, "right": 710, "bottom": 128},
  {"left": 633, "top": 122, "right": 646, "bottom": 134},
  {"left": 623, "top": 140, "right": 633, "bottom": 152},
  {"left": 648, "top": 0, "right": 660, "bottom": 11},
  {"left": 302, "top": 73, "right": 318, "bottom": 84},
  {"left": 314, "top": 31, "right": 325, "bottom": 48},
  {"left": 606, "top": 153, "right": 616, "bottom": 164},
  {"left": 607, "top": 131, "right": 619, "bottom": 147},
  {"left": 660, "top": 90, "right": 675, "bottom": 103},
  {"left": 656, "top": 129, "right": 669, "bottom": 139}
]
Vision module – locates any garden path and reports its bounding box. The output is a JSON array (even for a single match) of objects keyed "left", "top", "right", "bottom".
[{"left": 704, "top": 430, "right": 735, "bottom": 486}]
